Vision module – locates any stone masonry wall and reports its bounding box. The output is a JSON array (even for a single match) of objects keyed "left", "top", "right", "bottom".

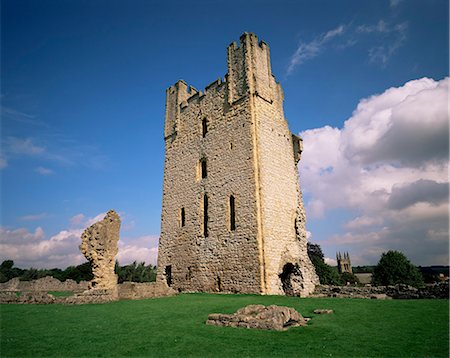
[
  {"left": 0, "top": 277, "right": 88, "bottom": 292},
  {"left": 245, "top": 34, "right": 318, "bottom": 295},
  {"left": 157, "top": 33, "right": 317, "bottom": 296},
  {"left": 158, "top": 80, "right": 262, "bottom": 293}
]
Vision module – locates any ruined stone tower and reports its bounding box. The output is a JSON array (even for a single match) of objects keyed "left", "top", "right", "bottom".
[
  {"left": 337, "top": 252, "right": 353, "bottom": 274},
  {"left": 157, "top": 33, "right": 318, "bottom": 296}
]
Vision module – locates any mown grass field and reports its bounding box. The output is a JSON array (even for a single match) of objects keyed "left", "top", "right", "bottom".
[{"left": 1, "top": 293, "right": 448, "bottom": 357}]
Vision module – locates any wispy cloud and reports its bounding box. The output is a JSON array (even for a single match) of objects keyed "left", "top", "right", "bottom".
[
  {"left": 358, "top": 20, "right": 408, "bottom": 65},
  {"left": 286, "top": 19, "right": 408, "bottom": 75},
  {"left": 35, "top": 166, "right": 54, "bottom": 175},
  {"left": 390, "top": 0, "right": 404, "bottom": 8},
  {"left": 19, "top": 213, "right": 51, "bottom": 222},
  {"left": 5, "top": 137, "right": 45, "bottom": 155},
  {"left": 0, "top": 106, "right": 48, "bottom": 127},
  {"left": 287, "top": 25, "right": 346, "bottom": 75},
  {"left": 1, "top": 136, "right": 108, "bottom": 170}
]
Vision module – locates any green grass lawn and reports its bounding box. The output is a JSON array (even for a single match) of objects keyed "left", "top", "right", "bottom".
[
  {"left": 1, "top": 293, "right": 448, "bottom": 357},
  {"left": 47, "top": 291, "right": 75, "bottom": 297}
]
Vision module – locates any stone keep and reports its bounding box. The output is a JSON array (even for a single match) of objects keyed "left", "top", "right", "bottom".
[
  {"left": 157, "top": 33, "right": 318, "bottom": 296},
  {"left": 80, "top": 210, "right": 120, "bottom": 290}
]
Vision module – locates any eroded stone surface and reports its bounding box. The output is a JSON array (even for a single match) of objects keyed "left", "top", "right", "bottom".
[
  {"left": 0, "top": 277, "right": 88, "bottom": 292},
  {"left": 157, "top": 32, "right": 318, "bottom": 296},
  {"left": 80, "top": 210, "right": 120, "bottom": 291},
  {"left": 206, "top": 304, "right": 308, "bottom": 331}
]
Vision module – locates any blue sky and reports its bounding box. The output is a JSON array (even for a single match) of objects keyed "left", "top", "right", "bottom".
[{"left": 1, "top": 0, "right": 448, "bottom": 268}]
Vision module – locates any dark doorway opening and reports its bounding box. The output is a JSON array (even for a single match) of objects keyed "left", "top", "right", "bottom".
[
  {"left": 165, "top": 265, "right": 172, "bottom": 287},
  {"left": 217, "top": 274, "right": 222, "bottom": 292},
  {"left": 279, "top": 263, "right": 297, "bottom": 296}
]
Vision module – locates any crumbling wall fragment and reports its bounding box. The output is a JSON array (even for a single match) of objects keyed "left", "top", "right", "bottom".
[{"left": 80, "top": 210, "right": 120, "bottom": 291}]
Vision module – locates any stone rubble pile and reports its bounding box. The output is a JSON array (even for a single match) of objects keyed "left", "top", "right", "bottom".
[
  {"left": 206, "top": 304, "right": 309, "bottom": 331},
  {"left": 313, "top": 282, "right": 449, "bottom": 299}
]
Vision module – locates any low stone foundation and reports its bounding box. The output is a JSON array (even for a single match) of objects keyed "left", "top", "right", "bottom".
[
  {"left": 0, "top": 281, "right": 176, "bottom": 304},
  {"left": 312, "top": 282, "right": 449, "bottom": 299},
  {"left": 118, "top": 282, "right": 176, "bottom": 300},
  {"left": 0, "top": 277, "right": 88, "bottom": 292}
]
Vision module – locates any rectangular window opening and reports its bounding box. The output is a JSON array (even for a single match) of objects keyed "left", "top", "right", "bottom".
[
  {"left": 201, "top": 159, "right": 207, "bottom": 178},
  {"left": 202, "top": 118, "right": 208, "bottom": 138},
  {"left": 230, "top": 195, "right": 236, "bottom": 231},
  {"left": 180, "top": 207, "right": 185, "bottom": 227},
  {"left": 203, "top": 194, "right": 208, "bottom": 237}
]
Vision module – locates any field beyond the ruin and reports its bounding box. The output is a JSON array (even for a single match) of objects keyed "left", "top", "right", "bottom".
[{"left": 1, "top": 293, "right": 448, "bottom": 357}]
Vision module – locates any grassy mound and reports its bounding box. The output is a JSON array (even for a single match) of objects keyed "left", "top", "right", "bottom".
[{"left": 1, "top": 293, "right": 448, "bottom": 357}]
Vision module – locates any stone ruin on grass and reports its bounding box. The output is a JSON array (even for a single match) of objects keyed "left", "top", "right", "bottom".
[
  {"left": 79, "top": 210, "right": 121, "bottom": 298},
  {"left": 0, "top": 210, "right": 175, "bottom": 304},
  {"left": 206, "top": 304, "right": 309, "bottom": 331}
]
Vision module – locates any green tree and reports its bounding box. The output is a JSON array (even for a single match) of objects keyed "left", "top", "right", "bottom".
[
  {"left": 372, "top": 250, "right": 424, "bottom": 288},
  {"left": 20, "top": 268, "right": 39, "bottom": 281},
  {"left": 340, "top": 271, "right": 360, "bottom": 285},
  {"left": 62, "top": 262, "right": 93, "bottom": 282},
  {"left": 0, "top": 260, "right": 15, "bottom": 282},
  {"left": 307, "top": 243, "right": 342, "bottom": 285},
  {"left": 116, "top": 261, "right": 157, "bottom": 283}
]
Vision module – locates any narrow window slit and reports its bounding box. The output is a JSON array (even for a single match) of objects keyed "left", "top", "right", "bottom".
[
  {"left": 180, "top": 207, "right": 185, "bottom": 227},
  {"left": 203, "top": 194, "right": 208, "bottom": 237},
  {"left": 202, "top": 118, "right": 208, "bottom": 137},
  {"left": 201, "top": 158, "right": 207, "bottom": 178},
  {"left": 230, "top": 195, "right": 236, "bottom": 231}
]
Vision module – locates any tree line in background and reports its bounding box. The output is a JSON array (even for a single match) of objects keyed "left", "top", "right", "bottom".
[
  {"left": 307, "top": 243, "right": 360, "bottom": 286},
  {"left": 307, "top": 243, "right": 444, "bottom": 288},
  {"left": 1, "top": 246, "right": 445, "bottom": 287},
  {"left": 0, "top": 260, "right": 157, "bottom": 284}
]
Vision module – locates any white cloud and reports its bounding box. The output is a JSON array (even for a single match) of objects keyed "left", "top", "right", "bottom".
[
  {"left": 300, "top": 77, "right": 449, "bottom": 265},
  {"left": 0, "top": 212, "right": 159, "bottom": 269},
  {"left": 35, "top": 166, "right": 54, "bottom": 175},
  {"left": 5, "top": 137, "right": 45, "bottom": 155},
  {"left": 287, "top": 25, "right": 346, "bottom": 75},
  {"left": 19, "top": 213, "right": 51, "bottom": 222},
  {"left": 0, "top": 226, "right": 85, "bottom": 269},
  {"left": 85, "top": 212, "right": 107, "bottom": 227},
  {"left": 117, "top": 235, "right": 159, "bottom": 266},
  {"left": 70, "top": 213, "right": 85, "bottom": 227}
]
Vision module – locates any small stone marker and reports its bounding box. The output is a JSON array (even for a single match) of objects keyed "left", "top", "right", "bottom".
[
  {"left": 206, "top": 304, "right": 308, "bottom": 331},
  {"left": 313, "top": 309, "right": 334, "bottom": 314}
]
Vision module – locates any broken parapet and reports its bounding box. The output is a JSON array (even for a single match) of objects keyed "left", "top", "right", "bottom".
[{"left": 79, "top": 210, "right": 121, "bottom": 297}]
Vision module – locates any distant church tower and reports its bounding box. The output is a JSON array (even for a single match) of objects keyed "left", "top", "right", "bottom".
[
  {"left": 337, "top": 252, "right": 352, "bottom": 274},
  {"left": 156, "top": 33, "right": 318, "bottom": 296}
]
